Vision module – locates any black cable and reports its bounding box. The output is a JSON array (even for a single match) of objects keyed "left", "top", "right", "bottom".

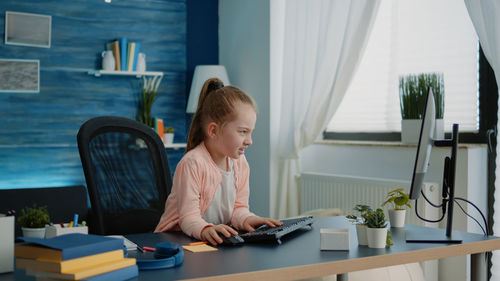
[
  {"left": 415, "top": 197, "right": 445, "bottom": 223},
  {"left": 420, "top": 186, "right": 444, "bottom": 208},
  {"left": 454, "top": 199, "right": 487, "bottom": 235},
  {"left": 454, "top": 197, "right": 489, "bottom": 236}
]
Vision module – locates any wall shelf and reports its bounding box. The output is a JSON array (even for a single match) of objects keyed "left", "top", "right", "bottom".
[
  {"left": 88, "top": 70, "right": 163, "bottom": 78},
  {"left": 165, "top": 143, "right": 186, "bottom": 150}
]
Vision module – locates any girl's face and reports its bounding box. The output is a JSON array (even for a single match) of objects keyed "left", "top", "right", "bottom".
[{"left": 215, "top": 102, "right": 256, "bottom": 160}]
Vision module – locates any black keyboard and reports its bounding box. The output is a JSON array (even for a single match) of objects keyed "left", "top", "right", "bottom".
[{"left": 239, "top": 216, "right": 314, "bottom": 244}]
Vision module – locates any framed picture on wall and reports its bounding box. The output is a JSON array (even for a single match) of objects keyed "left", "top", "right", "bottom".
[
  {"left": 0, "top": 59, "right": 40, "bottom": 93},
  {"left": 5, "top": 11, "right": 51, "bottom": 48}
]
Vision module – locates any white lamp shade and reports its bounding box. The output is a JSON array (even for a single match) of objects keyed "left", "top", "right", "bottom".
[{"left": 186, "top": 65, "right": 230, "bottom": 113}]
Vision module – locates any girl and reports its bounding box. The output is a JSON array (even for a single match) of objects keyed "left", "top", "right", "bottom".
[{"left": 155, "top": 78, "right": 281, "bottom": 245}]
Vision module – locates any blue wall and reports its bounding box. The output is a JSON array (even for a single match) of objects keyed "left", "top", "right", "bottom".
[{"left": 0, "top": 0, "right": 190, "bottom": 188}]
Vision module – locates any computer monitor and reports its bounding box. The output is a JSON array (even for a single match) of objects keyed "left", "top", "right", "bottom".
[{"left": 407, "top": 87, "right": 461, "bottom": 243}]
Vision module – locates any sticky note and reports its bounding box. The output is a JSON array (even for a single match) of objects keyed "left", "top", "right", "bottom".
[{"left": 182, "top": 244, "right": 218, "bottom": 253}]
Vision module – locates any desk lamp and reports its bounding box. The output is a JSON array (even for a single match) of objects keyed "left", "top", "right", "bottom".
[{"left": 186, "top": 65, "right": 230, "bottom": 113}]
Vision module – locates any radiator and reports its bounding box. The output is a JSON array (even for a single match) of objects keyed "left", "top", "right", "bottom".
[{"left": 299, "top": 172, "right": 440, "bottom": 227}]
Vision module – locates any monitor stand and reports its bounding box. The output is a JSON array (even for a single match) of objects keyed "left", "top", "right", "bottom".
[
  {"left": 406, "top": 124, "right": 462, "bottom": 244},
  {"left": 405, "top": 226, "right": 462, "bottom": 244}
]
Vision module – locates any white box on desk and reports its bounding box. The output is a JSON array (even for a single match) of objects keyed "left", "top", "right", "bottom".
[
  {"left": 320, "top": 228, "right": 349, "bottom": 251},
  {"left": 45, "top": 223, "right": 88, "bottom": 238},
  {"left": 0, "top": 214, "right": 14, "bottom": 273}
]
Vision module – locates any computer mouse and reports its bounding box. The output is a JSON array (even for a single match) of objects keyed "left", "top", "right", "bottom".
[{"left": 220, "top": 235, "right": 244, "bottom": 246}]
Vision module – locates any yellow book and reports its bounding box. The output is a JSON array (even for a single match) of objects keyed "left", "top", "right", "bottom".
[
  {"left": 16, "top": 249, "right": 124, "bottom": 273},
  {"left": 127, "top": 42, "right": 136, "bottom": 71},
  {"left": 26, "top": 258, "right": 136, "bottom": 280}
]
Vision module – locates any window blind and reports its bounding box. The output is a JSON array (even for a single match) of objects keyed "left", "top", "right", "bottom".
[{"left": 326, "top": 0, "right": 479, "bottom": 133}]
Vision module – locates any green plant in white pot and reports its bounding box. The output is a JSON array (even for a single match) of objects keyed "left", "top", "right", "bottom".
[
  {"left": 18, "top": 204, "right": 50, "bottom": 238},
  {"left": 364, "top": 208, "right": 388, "bottom": 249},
  {"left": 164, "top": 126, "right": 175, "bottom": 144},
  {"left": 382, "top": 188, "right": 411, "bottom": 228},
  {"left": 346, "top": 204, "right": 372, "bottom": 246},
  {"left": 399, "top": 72, "right": 444, "bottom": 143}
]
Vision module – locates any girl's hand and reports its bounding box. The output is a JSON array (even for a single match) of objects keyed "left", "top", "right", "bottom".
[
  {"left": 242, "top": 216, "right": 283, "bottom": 232},
  {"left": 201, "top": 224, "right": 239, "bottom": 245}
]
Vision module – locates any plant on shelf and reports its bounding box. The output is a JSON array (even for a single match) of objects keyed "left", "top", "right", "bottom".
[
  {"left": 163, "top": 126, "right": 175, "bottom": 144},
  {"left": 136, "top": 75, "right": 163, "bottom": 128},
  {"left": 399, "top": 72, "right": 444, "bottom": 120},
  {"left": 18, "top": 204, "right": 50, "bottom": 238},
  {"left": 382, "top": 188, "right": 411, "bottom": 228}
]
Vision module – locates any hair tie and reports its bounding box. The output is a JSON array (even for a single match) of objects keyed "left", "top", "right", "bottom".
[
  {"left": 214, "top": 81, "right": 224, "bottom": 89},
  {"left": 207, "top": 81, "right": 224, "bottom": 93}
]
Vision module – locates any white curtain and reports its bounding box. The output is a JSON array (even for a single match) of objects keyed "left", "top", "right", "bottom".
[
  {"left": 274, "top": 0, "right": 380, "bottom": 218},
  {"left": 463, "top": 1, "right": 500, "bottom": 280}
]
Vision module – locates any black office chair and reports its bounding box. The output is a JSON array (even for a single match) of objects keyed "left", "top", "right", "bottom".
[{"left": 77, "top": 116, "right": 172, "bottom": 235}]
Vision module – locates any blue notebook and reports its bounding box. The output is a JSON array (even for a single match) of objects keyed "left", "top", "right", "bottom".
[
  {"left": 81, "top": 265, "right": 138, "bottom": 281},
  {"left": 119, "top": 37, "right": 128, "bottom": 71},
  {"left": 17, "top": 233, "right": 124, "bottom": 261}
]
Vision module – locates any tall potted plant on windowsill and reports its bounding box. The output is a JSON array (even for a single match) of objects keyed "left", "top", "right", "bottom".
[{"left": 399, "top": 72, "right": 444, "bottom": 143}]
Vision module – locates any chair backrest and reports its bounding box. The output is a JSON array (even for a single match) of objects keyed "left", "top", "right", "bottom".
[{"left": 77, "top": 116, "right": 172, "bottom": 235}]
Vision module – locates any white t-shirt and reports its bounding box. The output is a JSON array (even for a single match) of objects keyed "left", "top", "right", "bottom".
[{"left": 202, "top": 158, "right": 237, "bottom": 225}]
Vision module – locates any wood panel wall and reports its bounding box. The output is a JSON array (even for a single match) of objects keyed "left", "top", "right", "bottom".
[{"left": 0, "top": 0, "right": 187, "bottom": 188}]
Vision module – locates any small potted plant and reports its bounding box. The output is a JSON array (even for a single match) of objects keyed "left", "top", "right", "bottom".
[
  {"left": 382, "top": 188, "right": 411, "bottom": 228},
  {"left": 136, "top": 75, "right": 163, "bottom": 128},
  {"left": 18, "top": 204, "right": 50, "bottom": 238},
  {"left": 399, "top": 72, "right": 444, "bottom": 143},
  {"left": 164, "top": 126, "right": 175, "bottom": 144},
  {"left": 346, "top": 204, "right": 372, "bottom": 246},
  {"left": 364, "top": 208, "right": 388, "bottom": 249}
]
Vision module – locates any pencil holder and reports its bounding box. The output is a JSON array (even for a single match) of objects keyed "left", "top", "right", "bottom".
[{"left": 45, "top": 223, "right": 88, "bottom": 238}]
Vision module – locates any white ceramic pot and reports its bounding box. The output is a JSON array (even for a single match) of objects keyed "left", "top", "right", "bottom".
[
  {"left": 164, "top": 133, "right": 174, "bottom": 144},
  {"left": 389, "top": 209, "right": 406, "bottom": 228},
  {"left": 355, "top": 224, "right": 368, "bottom": 246},
  {"left": 21, "top": 227, "right": 46, "bottom": 238},
  {"left": 401, "top": 119, "right": 421, "bottom": 144},
  {"left": 401, "top": 119, "right": 444, "bottom": 143},
  {"left": 137, "top": 53, "right": 146, "bottom": 72},
  {"left": 366, "top": 227, "right": 387, "bottom": 249},
  {"left": 101, "top": 50, "right": 116, "bottom": 71},
  {"left": 434, "top": 118, "right": 444, "bottom": 140}
]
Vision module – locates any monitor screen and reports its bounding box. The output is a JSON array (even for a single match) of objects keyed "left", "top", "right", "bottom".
[{"left": 409, "top": 87, "right": 435, "bottom": 200}]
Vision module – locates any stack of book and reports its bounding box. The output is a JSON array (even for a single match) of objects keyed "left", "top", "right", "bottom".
[
  {"left": 15, "top": 233, "right": 138, "bottom": 281},
  {"left": 107, "top": 38, "right": 141, "bottom": 72}
]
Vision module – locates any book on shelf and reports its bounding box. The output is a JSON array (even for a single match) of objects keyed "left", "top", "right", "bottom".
[
  {"left": 25, "top": 258, "right": 136, "bottom": 280},
  {"left": 127, "top": 42, "right": 136, "bottom": 72},
  {"left": 33, "top": 265, "right": 138, "bottom": 281},
  {"left": 15, "top": 233, "right": 124, "bottom": 261},
  {"left": 155, "top": 118, "right": 164, "bottom": 140},
  {"left": 16, "top": 249, "right": 124, "bottom": 273},
  {"left": 119, "top": 38, "right": 128, "bottom": 71},
  {"left": 132, "top": 43, "right": 141, "bottom": 71},
  {"left": 111, "top": 40, "right": 121, "bottom": 71}
]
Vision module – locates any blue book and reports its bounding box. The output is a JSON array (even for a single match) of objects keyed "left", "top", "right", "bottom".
[
  {"left": 16, "top": 233, "right": 124, "bottom": 261},
  {"left": 119, "top": 38, "right": 128, "bottom": 71},
  {"left": 132, "top": 43, "right": 141, "bottom": 71},
  {"left": 81, "top": 265, "right": 138, "bottom": 281}
]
